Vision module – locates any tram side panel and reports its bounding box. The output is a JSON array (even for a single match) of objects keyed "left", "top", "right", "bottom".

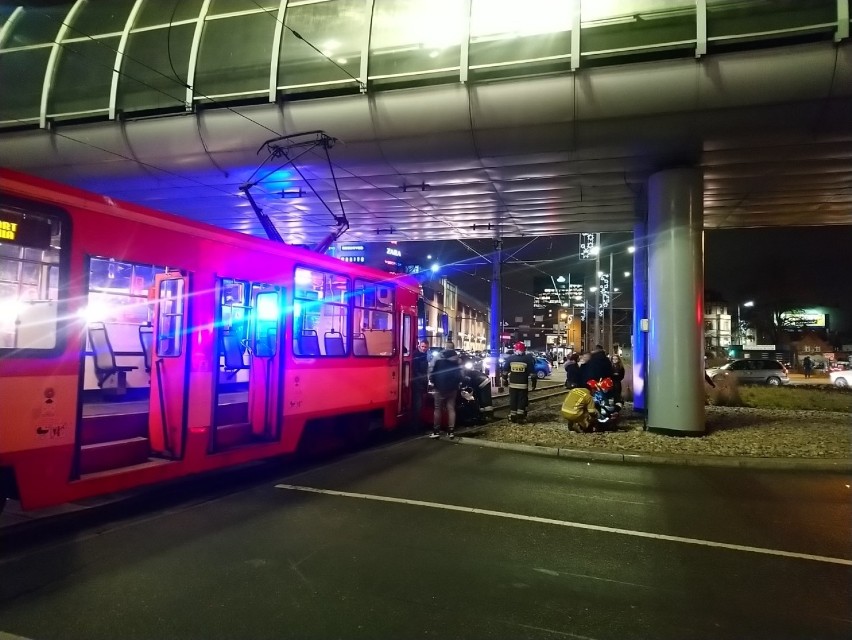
[
  {"left": 1, "top": 169, "right": 421, "bottom": 510},
  {"left": 0, "top": 188, "right": 84, "bottom": 509}
]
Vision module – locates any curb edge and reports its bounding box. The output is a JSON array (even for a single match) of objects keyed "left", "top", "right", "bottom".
[{"left": 454, "top": 437, "right": 852, "bottom": 472}]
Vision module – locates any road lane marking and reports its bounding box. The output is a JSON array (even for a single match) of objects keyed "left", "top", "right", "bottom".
[{"left": 274, "top": 483, "right": 852, "bottom": 567}]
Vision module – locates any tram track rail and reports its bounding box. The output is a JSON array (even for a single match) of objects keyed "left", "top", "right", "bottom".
[{"left": 490, "top": 382, "right": 567, "bottom": 417}]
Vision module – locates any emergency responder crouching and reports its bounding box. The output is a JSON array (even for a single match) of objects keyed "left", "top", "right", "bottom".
[
  {"left": 502, "top": 342, "right": 536, "bottom": 423},
  {"left": 560, "top": 386, "right": 597, "bottom": 433}
]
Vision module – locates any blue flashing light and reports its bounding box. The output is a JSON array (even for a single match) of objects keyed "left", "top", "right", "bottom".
[{"left": 256, "top": 292, "right": 279, "bottom": 321}]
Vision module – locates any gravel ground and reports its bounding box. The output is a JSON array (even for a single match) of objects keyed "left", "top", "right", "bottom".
[{"left": 469, "top": 395, "right": 852, "bottom": 459}]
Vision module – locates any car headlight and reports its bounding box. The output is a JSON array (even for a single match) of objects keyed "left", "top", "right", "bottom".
[{"left": 464, "top": 361, "right": 473, "bottom": 369}]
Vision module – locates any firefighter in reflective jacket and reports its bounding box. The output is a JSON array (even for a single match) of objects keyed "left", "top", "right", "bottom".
[{"left": 502, "top": 342, "right": 537, "bottom": 423}]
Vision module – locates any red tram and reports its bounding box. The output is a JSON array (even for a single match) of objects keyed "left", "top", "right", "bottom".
[{"left": 0, "top": 168, "right": 420, "bottom": 511}]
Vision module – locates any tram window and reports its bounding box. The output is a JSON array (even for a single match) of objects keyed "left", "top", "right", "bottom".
[
  {"left": 156, "top": 278, "right": 185, "bottom": 357},
  {"left": 83, "top": 257, "right": 173, "bottom": 361},
  {"left": 293, "top": 267, "right": 349, "bottom": 357},
  {"left": 220, "top": 278, "right": 250, "bottom": 342},
  {"left": 86, "top": 258, "right": 170, "bottom": 326},
  {"left": 353, "top": 279, "right": 395, "bottom": 357},
  {"left": 253, "top": 288, "right": 280, "bottom": 358},
  {"left": 402, "top": 314, "right": 412, "bottom": 358},
  {"left": 0, "top": 203, "right": 67, "bottom": 353}
]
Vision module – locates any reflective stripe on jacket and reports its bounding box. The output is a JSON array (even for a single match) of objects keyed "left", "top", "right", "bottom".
[{"left": 502, "top": 354, "right": 535, "bottom": 389}]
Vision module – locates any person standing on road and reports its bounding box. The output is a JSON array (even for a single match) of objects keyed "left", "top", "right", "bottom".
[
  {"left": 564, "top": 352, "right": 582, "bottom": 389},
  {"left": 412, "top": 339, "right": 431, "bottom": 430},
  {"left": 502, "top": 342, "right": 537, "bottom": 423},
  {"left": 610, "top": 354, "right": 626, "bottom": 403},
  {"left": 430, "top": 341, "right": 462, "bottom": 439},
  {"left": 803, "top": 355, "right": 813, "bottom": 379}
]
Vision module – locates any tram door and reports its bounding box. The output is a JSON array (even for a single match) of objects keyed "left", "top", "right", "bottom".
[
  {"left": 246, "top": 285, "right": 283, "bottom": 440},
  {"left": 398, "top": 312, "right": 413, "bottom": 415},
  {"left": 148, "top": 273, "right": 190, "bottom": 458}
]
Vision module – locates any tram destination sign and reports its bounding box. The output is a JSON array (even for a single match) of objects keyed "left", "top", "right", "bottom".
[{"left": 0, "top": 210, "right": 52, "bottom": 249}]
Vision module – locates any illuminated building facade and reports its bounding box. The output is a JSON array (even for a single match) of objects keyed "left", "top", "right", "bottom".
[{"left": 330, "top": 242, "right": 404, "bottom": 274}]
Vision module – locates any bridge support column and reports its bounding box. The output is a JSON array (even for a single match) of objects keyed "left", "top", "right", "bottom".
[
  {"left": 647, "top": 168, "right": 705, "bottom": 436},
  {"left": 632, "top": 197, "right": 648, "bottom": 415}
]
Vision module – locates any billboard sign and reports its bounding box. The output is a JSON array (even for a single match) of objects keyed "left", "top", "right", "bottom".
[{"left": 780, "top": 311, "right": 826, "bottom": 328}]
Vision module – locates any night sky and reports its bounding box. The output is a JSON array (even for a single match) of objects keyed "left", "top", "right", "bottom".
[
  {"left": 401, "top": 225, "right": 852, "bottom": 332},
  {"left": 704, "top": 226, "right": 850, "bottom": 313}
]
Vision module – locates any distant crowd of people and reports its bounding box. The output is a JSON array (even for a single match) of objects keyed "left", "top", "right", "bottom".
[
  {"left": 560, "top": 345, "right": 625, "bottom": 432},
  {"left": 412, "top": 339, "right": 626, "bottom": 438},
  {"left": 563, "top": 346, "right": 625, "bottom": 396}
]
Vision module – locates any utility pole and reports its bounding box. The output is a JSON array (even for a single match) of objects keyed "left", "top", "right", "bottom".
[
  {"left": 490, "top": 233, "right": 503, "bottom": 389},
  {"left": 583, "top": 276, "right": 588, "bottom": 352},
  {"left": 593, "top": 233, "right": 601, "bottom": 349},
  {"left": 608, "top": 252, "right": 614, "bottom": 353}
]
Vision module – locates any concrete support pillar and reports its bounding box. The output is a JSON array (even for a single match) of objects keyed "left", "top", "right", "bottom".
[
  {"left": 647, "top": 168, "right": 705, "bottom": 435},
  {"left": 632, "top": 201, "right": 648, "bottom": 414}
]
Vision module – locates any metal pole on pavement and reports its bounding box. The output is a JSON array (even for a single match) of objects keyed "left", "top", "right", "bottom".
[
  {"left": 583, "top": 277, "right": 589, "bottom": 352},
  {"left": 593, "top": 233, "right": 601, "bottom": 348},
  {"left": 736, "top": 303, "right": 741, "bottom": 344},
  {"left": 490, "top": 234, "right": 503, "bottom": 390},
  {"left": 608, "top": 252, "right": 614, "bottom": 353}
]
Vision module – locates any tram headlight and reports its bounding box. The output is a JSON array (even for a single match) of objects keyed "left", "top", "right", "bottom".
[{"left": 256, "top": 293, "right": 279, "bottom": 320}]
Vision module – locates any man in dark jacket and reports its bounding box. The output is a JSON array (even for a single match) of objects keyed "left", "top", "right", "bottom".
[
  {"left": 429, "top": 342, "right": 462, "bottom": 439},
  {"left": 502, "top": 342, "right": 537, "bottom": 423},
  {"left": 580, "top": 344, "right": 614, "bottom": 385},
  {"left": 412, "top": 339, "right": 430, "bottom": 429}
]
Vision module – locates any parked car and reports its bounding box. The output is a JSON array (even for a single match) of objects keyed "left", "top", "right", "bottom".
[
  {"left": 705, "top": 359, "right": 789, "bottom": 386},
  {"left": 483, "top": 355, "right": 551, "bottom": 379},
  {"left": 459, "top": 352, "right": 483, "bottom": 372},
  {"left": 829, "top": 369, "right": 852, "bottom": 388},
  {"left": 533, "top": 357, "right": 552, "bottom": 379}
]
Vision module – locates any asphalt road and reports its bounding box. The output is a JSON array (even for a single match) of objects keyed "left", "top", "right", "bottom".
[{"left": 1, "top": 435, "right": 850, "bottom": 640}]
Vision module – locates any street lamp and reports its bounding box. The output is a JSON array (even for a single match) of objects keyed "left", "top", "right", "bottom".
[{"left": 737, "top": 300, "right": 754, "bottom": 345}]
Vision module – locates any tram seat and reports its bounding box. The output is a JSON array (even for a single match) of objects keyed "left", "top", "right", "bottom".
[
  {"left": 88, "top": 322, "right": 137, "bottom": 396},
  {"left": 324, "top": 331, "right": 345, "bottom": 356},
  {"left": 138, "top": 324, "right": 153, "bottom": 375},
  {"left": 295, "top": 330, "right": 321, "bottom": 357},
  {"left": 222, "top": 334, "right": 250, "bottom": 376},
  {"left": 353, "top": 333, "right": 368, "bottom": 356},
  {"left": 364, "top": 329, "right": 392, "bottom": 356}
]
